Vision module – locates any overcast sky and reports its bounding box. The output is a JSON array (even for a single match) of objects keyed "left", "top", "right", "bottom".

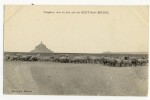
[{"left": 4, "top": 5, "right": 148, "bottom": 53}]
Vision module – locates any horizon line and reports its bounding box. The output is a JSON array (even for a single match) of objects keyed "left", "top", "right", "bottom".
[{"left": 3, "top": 51, "right": 148, "bottom": 54}]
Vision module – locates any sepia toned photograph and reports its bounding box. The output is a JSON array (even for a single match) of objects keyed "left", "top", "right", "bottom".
[{"left": 3, "top": 5, "right": 148, "bottom": 96}]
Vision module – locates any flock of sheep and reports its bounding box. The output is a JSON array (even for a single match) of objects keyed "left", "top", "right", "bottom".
[{"left": 4, "top": 54, "right": 148, "bottom": 67}]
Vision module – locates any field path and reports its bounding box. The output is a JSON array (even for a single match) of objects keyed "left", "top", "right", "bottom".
[
  {"left": 4, "top": 61, "right": 148, "bottom": 96},
  {"left": 4, "top": 62, "right": 39, "bottom": 94}
]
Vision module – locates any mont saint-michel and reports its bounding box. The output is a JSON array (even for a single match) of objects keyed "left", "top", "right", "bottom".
[
  {"left": 4, "top": 41, "right": 148, "bottom": 96},
  {"left": 4, "top": 6, "right": 148, "bottom": 96},
  {"left": 31, "top": 41, "right": 53, "bottom": 53}
]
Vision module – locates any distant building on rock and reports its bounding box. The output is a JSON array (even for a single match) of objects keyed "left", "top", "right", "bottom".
[{"left": 31, "top": 41, "right": 53, "bottom": 53}]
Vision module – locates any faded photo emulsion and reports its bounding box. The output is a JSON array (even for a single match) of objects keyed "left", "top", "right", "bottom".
[{"left": 4, "top": 5, "right": 148, "bottom": 96}]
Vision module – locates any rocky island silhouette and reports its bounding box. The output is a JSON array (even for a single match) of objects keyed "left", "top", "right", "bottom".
[{"left": 30, "top": 41, "right": 53, "bottom": 53}]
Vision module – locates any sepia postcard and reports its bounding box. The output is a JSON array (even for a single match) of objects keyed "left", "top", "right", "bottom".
[{"left": 4, "top": 5, "right": 148, "bottom": 96}]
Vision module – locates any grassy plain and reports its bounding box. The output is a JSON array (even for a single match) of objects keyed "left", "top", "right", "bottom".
[{"left": 4, "top": 61, "right": 148, "bottom": 96}]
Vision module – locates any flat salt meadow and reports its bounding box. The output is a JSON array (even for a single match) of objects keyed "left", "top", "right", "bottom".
[{"left": 3, "top": 61, "right": 148, "bottom": 96}]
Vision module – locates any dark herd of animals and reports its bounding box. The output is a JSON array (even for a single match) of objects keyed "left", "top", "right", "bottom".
[{"left": 4, "top": 54, "right": 148, "bottom": 67}]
